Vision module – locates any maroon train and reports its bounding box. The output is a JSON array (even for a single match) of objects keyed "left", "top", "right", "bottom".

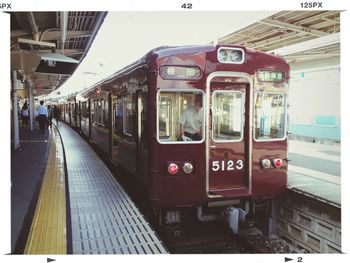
[{"left": 59, "top": 45, "right": 290, "bottom": 228}]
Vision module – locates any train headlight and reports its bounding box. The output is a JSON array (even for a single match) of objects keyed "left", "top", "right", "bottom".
[
  {"left": 167, "top": 163, "right": 179, "bottom": 175},
  {"left": 261, "top": 159, "right": 271, "bottom": 169},
  {"left": 182, "top": 162, "right": 194, "bottom": 174},
  {"left": 217, "top": 47, "right": 244, "bottom": 64},
  {"left": 272, "top": 158, "right": 283, "bottom": 168},
  {"left": 218, "top": 49, "right": 228, "bottom": 61},
  {"left": 229, "top": 50, "right": 242, "bottom": 63}
]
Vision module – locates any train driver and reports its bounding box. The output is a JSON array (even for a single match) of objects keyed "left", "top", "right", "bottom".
[{"left": 178, "top": 95, "right": 203, "bottom": 141}]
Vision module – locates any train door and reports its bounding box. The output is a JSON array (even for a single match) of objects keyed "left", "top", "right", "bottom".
[{"left": 206, "top": 73, "right": 251, "bottom": 198}]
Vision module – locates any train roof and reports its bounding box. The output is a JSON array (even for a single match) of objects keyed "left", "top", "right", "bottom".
[
  {"left": 79, "top": 44, "right": 288, "bottom": 97},
  {"left": 144, "top": 44, "right": 287, "bottom": 64}
]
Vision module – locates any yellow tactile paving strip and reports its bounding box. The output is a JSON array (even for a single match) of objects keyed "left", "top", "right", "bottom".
[{"left": 24, "top": 127, "right": 67, "bottom": 254}]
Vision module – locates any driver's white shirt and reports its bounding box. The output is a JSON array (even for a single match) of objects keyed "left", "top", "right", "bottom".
[{"left": 178, "top": 107, "right": 203, "bottom": 134}]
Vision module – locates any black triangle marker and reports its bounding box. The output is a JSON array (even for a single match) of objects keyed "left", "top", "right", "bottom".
[
  {"left": 47, "top": 258, "right": 56, "bottom": 263},
  {"left": 285, "top": 257, "right": 293, "bottom": 262}
]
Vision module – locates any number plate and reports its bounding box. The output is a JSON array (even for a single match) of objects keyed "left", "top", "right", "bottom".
[{"left": 211, "top": 160, "right": 243, "bottom": 172}]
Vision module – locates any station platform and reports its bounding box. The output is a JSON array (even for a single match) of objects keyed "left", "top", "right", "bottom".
[
  {"left": 11, "top": 122, "right": 167, "bottom": 254},
  {"left": 287, "top": 140, "right": 341, "bottom": 207},
  {"left": 11, "top": 121, "right": 341, "bottom": 254}
]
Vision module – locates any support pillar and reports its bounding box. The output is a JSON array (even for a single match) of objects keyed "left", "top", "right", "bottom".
[
  {"left": 12, "top": 71, "right": 21, "bottom": 150},
  {"left": 27, "top": 80, "right": 35, "bottom": 131}
]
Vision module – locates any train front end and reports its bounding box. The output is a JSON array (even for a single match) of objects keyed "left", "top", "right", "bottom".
[{"left": 149, "top": 45, "right": 289, "bottom": 226}]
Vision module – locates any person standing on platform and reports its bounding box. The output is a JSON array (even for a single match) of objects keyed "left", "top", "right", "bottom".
[
  {"left": 21, "top": 101, "right": 29, "bottom": 129},
  {"left": 37, "top": 100, "right": 48, "bottom": 134},
  {"left": 47, "top": 105, "right": 53, "bottom": 129},
  {"left": 53, "top": 105, "right": 61, "bottom": 125}
]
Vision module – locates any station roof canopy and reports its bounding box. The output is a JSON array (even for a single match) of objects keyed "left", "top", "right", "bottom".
[
  {"left": 218, "top": 11, "right": 340, "bottom": 63},
  {"left": 10, "top": 11, "right": 340, "bottom": 97},
  {"left": 11, "top": 12, "right": 107, "bottom": 96}
]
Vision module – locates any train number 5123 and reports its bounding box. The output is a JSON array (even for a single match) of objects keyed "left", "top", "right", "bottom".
[{"left": 212, "top": 160, "right": 243, "bottom": 172}]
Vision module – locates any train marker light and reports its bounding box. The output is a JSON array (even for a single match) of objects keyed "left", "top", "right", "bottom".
[
  {"left": 182, "top": 162, "right": 194, "bottom": 174},
  {"left": 272, "top": 158, "right": 283, "bottom": 168},
  {"left": 261, "top": 159, "right": 271, "bottom": 169},
  {"left": 168, "top": 163, "right": 179, "bottom": 175}
]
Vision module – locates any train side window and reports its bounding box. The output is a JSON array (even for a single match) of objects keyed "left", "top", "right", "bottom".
[
  {"left": 123, "top": 94, "right": 134, "bottom": 136},
  {"left": 94, "top": 100, "right": 98, "bottom": 123},
  {"left": 114, "top": 97, "right": 123, "bottom": 137},
  {"left": 99, "top": 99, "right": 104, "bottom": 125},
  {"left": 157, "top": 90, "right": 204, "bottom": 143},
  {"left": 91, "top": 101, "right": 95, "bottom": 122},
  {"left": 212, "top": 91, "right": 244, "bottom": 142},
  {"left": 254, "top": 92, "right": 287, "bottom": 140},
  {"left": 81, "top": 101, "right": 87, "bottom": 119},
  {"left": 103, "top": 99, "right": 109, "bottom": 128}
]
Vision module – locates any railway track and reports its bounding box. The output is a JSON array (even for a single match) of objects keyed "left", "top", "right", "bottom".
[
  {"left": 158, "top": 219, "right": 299, "bottom": 254},
  {"left": 159, "top": 220, "right": 245, "bottom": 253}
]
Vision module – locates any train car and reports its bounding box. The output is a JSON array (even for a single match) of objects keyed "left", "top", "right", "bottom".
[
  {"left": 67, "top": 95, "right": 78, "bottom": 128},
  {"left": 75, "top": 45, "right": 289, "bottom": 230},
  {"left": 56, "top": 99, "right": 65, "bottom": 123},
  {"left": 77, "top": 95, "right": 90, "bottom": 138}
]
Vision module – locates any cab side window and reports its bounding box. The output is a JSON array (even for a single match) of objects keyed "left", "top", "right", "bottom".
[{"left": 157, "top": 90, "right": 204, "bottom": 143}]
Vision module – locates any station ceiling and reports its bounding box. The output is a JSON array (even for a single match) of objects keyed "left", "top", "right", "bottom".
[
  {"left": 10, "top": 11, "right": 340, "bottom": 97},
  {"left": 11, "top": 12, "right": 107, "bottom": 96}
]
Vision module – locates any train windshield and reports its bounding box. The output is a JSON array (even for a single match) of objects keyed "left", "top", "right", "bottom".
[
  {"left": 157, "top": 90, "right": 204, "bottom": 143},
  {"left": 212, "top": 90, "right": 244, "bottom": 142},
  {"left": 254, "top": 92, "right": 287, "bottom": 140}
]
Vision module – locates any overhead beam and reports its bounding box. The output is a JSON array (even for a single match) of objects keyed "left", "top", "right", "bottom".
[
  {"left": 11, "top": 30, "right": 32, "bottom": 38},
  {"left": 44, "top": 30, "right": 92, "bottom": 40},
  {"left": 18, "top": 38, "right": 56, "bottom": 48},
  {"left": 259, "top": 18, "right": 329, "bottom": 37},
  {"left": 11, "top": 30, "right": 92, "bottom": 41},
  {"left": 37, "top": 49, "right": 84, "bottom": 56},
  {"left": 252, "top": 31, "right": 301, "bottom": 49},
  {"left": 78, "top": 12, "right": 107, "bottom": 62},
  {"left": 293, "top": 11, "right": 340, "bottom": 25},
  {"left": 215, "top": 11, "right": 281, "bottom": 43},
  {"left": 269, "top": 32, "right": 340, "bottom": 56},
  {"left": 286, "top": 53, "right": 340, "bottom": 60}
]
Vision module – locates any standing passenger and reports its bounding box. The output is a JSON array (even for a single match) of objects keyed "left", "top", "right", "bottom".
[
  {"left": 47, "top": 105, "right": 53, "bottom": 129},
  {"left": 21, "top": 101, "right": 29, "bottom": 129},
  {"left": 37, "top": 100, "right": 48, "bottom": 134}
]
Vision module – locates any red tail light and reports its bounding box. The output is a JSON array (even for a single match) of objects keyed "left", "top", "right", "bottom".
[
  {"left": 273, "top": 158, "right": 282, "bottom": 168},
  {"left": 168, "top": 163, "right": 179, "bottom": 175}
]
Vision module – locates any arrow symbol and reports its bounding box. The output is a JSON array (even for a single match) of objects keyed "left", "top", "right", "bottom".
[
  {"left": 285, "top": 257, "right": 293, "bottom": 262},
  {"left": 47, "top": 258, "right": 56, "bottom": 263}
]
